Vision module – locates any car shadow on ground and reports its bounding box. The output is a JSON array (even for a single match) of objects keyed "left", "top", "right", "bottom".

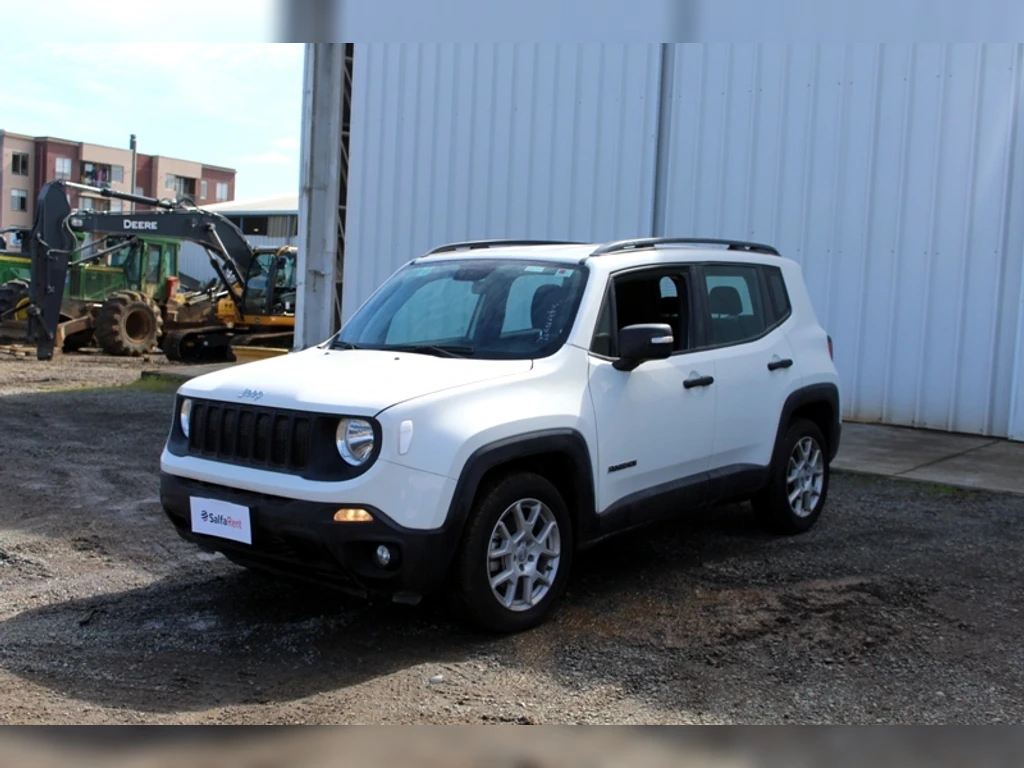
[{"left": 0, "top": 502, "right": 800, "bottom": 715}]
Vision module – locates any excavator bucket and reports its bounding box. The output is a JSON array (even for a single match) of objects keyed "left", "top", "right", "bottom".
[{"left": 27, "top": 181, "right": 75, "bottom": 360}]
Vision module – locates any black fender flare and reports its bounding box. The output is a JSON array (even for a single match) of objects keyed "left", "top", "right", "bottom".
[
  {"left": 437, "top": 428, "right": 597, "bottom": 562},
  {"left": 771, "top": 383, "right": 842, "bottom": 465}
]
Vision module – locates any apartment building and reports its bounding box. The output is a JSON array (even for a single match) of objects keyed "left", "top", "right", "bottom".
[{"left": 0, "top": 130, "right": 235, "bottom": 241}]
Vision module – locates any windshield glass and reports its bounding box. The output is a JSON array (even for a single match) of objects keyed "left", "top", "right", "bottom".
[{"left": 335, "top": 258, "right": 589, "bottom": 359}]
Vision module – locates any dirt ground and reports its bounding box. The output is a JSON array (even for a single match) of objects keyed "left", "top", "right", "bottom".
[
  {"left": 0, "top": 347, "right": 177, "bottom": 396},
  {"left": 1, "top": 354, "right": 1023, "bottom": 725}
]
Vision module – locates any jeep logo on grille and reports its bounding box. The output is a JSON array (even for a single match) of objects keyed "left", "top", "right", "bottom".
[{"left": 238, "top": 388, "right": 264, "bottom": 401}]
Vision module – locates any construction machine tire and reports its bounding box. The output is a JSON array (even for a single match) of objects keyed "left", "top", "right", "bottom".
[
  {"left": 0, "top": 279, "right": 30, "bottom": 322},
  {"left": 94, "top": 291, "right": 163, "bottom": 356}
]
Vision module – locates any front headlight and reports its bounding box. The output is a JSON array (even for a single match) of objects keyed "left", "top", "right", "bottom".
[
  {"left": 180, "top": 398, "right": 193, "bottom": 438},
  {"left": 336, "top": 418, "right": 375, "bottom": 465}
]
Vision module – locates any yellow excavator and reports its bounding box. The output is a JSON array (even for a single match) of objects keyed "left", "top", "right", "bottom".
[{"left": 21, "top": 180, "right": 297, "bottom": 362}]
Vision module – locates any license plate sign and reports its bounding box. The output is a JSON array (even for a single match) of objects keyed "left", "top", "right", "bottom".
[{"left": 190, "top": 497, "right": 252, "bottom": 545}]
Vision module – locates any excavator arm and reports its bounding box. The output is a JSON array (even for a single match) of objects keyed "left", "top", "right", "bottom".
[{"left": 26, "top": 180, "right": 257, "bottom": 360}]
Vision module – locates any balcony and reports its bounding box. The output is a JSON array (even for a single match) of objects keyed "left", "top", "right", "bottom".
[
  {"left": 165, "top": 173, "right": 197, "bottom": 199},
  {"left": 81, "top": 162, "right": 124, "bottom": 188}
]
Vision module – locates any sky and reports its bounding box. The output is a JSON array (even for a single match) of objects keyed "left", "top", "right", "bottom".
[{"left": 0, "top": 43, "right": 305, "bottom": 201}]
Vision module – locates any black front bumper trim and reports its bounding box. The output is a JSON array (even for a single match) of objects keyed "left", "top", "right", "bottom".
[{"left": 159, "top": 472, "right": 455, "bottom": 599}]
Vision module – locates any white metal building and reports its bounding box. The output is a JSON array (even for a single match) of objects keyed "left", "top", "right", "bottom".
[
  {"left": 299, "top": 42, "right": 1024, "bottom": 442},
  {"left": 179, "top": 194, "right": 298, "bottom": 284}
]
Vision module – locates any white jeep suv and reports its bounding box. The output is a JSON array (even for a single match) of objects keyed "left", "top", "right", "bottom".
[{"left": 159, "top": 237, "right": 841, "bottom": 632}]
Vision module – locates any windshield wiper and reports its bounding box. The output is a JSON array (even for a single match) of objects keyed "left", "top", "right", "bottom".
[
  {"left": 385, "top": 344, "right": 474, "bottom": 358},
  {"left": 330, "top": 340, "right": 363, "bottom": 350}
]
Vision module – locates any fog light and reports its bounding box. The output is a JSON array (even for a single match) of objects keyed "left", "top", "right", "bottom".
[
  {"left": 375, "top": 545, "right": 392, "bottom": 567},
  {"left": 333, "top": 508, "right": 373, "bottom": 523}
]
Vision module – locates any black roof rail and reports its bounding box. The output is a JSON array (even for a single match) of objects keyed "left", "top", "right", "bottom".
[
  {"left": 588, "top": 237, "right": 780, "bottom": 257},
  {"left": 424, "top": 239, "right": 583, "bottom": 255}
]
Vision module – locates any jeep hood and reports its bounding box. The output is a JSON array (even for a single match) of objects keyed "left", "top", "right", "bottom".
[{"left": 177, "top": 346, "right": 534, "bottom": 415}]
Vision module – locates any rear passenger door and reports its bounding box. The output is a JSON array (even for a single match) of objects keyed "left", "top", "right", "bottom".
[{"left": 696, "top": 262, "right": 800, "bottom": 475}]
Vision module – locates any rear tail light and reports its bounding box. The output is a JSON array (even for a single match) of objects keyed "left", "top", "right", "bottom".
[{"left": 827, "top": 335, "right": 834, "bottom": 359}]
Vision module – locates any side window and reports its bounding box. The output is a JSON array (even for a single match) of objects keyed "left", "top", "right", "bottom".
[
  {"left": 590, "top": 269, "right": 691, "bottom": 355},
  {"left": 385, "top": 278, "right": 479, "bottom": 344},
  {"left": 763, "top": 266, "right": 791, "bottom": 325},
  {"left": 703, "top": 264, "right": 767, "bottom": 346},
  {"left": 145, "top": 245, "right": 162, "bottom": 284}
]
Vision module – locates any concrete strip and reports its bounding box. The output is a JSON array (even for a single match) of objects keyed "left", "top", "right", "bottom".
[
  {"left": 832, "top": 422, "right": 996, "bottom": 476},
  {"left": 901, "top": 440, "right": 1024, "bottom": 495}
]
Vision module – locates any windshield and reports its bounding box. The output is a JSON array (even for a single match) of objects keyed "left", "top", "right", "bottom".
[{"left": 334, "top": 258, "right": 589, "bottom": 359}]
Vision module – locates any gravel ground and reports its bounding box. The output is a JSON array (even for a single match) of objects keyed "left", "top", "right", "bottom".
[
  {"left": 0, "top": 348, "right": 177, "bottom": 396},
  {"left": 0, "top": 379, "right": 1022, "bottom": 724}
]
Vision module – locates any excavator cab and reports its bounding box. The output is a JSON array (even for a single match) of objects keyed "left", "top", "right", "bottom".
[{"left": 241, "top": 246, "right": 298, "bottom": 317}]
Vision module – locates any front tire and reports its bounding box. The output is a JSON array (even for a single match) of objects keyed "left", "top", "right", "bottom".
[
  {"left": 95, "top": 292, "right": 163, "bottom": 356},
  {"left": 453, "top": 472, "right": 573, "bottom": 633},
  {"left": 752, "top": 418, "right": 830, "bottom": 534}
]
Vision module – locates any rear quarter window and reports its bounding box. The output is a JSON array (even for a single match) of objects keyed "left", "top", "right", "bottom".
[{"left": 763, "top": 266, "right": 791, "bottom": 325}]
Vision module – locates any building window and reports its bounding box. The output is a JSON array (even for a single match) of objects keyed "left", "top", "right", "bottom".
[
  {"left": 165, "top": 173, "right": 195, "bottom": 197},
  {"left": 110, "top": 199, "right": 122, "bottom": 213},
  {"left": 80, "top": 197, "right": 94, "bottom": 211},
  {"left": 12, "top": 152, "right": 30, "bottom": 176},
  {"left": 112, "top": 165, "right": 124, "bottom": 183},
  {"left": 215, "top": 182, "right": 229, "bottom": 201},
  {"left": 11, "top": 189, "right": 28, "bottom": 212},
  {"left": 239, "top": 216, "right": 269, "bottom": 235},
  {"left": 135, "top": 186, "right": 144, "bottom": 196},
  {"left": 55, "top": 157, "right": 72, "bottom": 180},
  {"left": 82, "top": 162, "right": 118, "bottom": 187},
  {"left": 200, "top": 180, "right": 208, "bottom": 200}
]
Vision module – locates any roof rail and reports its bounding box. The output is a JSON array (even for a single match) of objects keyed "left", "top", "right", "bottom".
[
  {"left": 424, "top": 239, "right": 583, "bottom": 255},
  {"left": 588, "top": 237, "right": 780, "bottom": 257}
]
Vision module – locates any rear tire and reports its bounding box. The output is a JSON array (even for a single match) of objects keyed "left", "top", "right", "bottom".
[
  {"left": 95, "top": 291, "right": 163, "bottom": 356},
  {"left": 453, "top": 472, "right": 573, "bottom": 633},
  {"left": 752, "top": 418, "right": 830, "bottom": 534}
]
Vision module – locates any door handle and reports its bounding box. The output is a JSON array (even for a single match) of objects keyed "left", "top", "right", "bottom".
[
  {"left": 767, "top": 358, "right": 793, "bottom": 371},
  {"left": 684, "top": 374, "right": 714, "bottom": 389}
]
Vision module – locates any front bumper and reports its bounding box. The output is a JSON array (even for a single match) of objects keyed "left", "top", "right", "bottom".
[{"left": 159, "top": 472, "right": 457, "bottom": 601}]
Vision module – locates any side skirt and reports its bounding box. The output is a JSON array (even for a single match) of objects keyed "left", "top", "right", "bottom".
[{"left": 578, "top": 463, "right": 770, "bottom": 549}]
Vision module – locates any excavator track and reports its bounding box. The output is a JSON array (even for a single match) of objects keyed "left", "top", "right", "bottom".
[{"left": 160, "top": 326, "right": 233, "bottom": 363}]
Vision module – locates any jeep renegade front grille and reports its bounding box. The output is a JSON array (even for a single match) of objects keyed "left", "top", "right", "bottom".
[{"left": 188, "top": 401, "right": 311, "bottom": 472}]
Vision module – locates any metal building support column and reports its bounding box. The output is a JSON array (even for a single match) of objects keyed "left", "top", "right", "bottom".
[
  {"left": 295, "top": 42, "right": 347, "bottom": 349},
  {"left": 651, "top": 43, "right": 677, "bottom": 238},
  {"left": 1007, "top": 235, "right": 1024, "bottom": 441}
]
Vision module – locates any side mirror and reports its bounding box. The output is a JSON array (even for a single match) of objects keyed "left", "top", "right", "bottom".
[{"left": 613, "top": 323, "right": 674, "bottom": 370}]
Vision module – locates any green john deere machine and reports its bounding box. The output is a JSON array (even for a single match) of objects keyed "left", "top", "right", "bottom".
[{"left": 0, "top": 226, "right": 182, "bottom": 354}]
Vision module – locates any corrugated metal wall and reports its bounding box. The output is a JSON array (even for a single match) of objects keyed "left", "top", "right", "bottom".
[
  {"left": 660, "top": 44, "right": 1024, "bottom": 438},
  {"left": 343, "top": 43, "right": 663, "bottom": 314},
  {"left": 343, "top": 43, "right": 1024, "bottom": 439}
]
